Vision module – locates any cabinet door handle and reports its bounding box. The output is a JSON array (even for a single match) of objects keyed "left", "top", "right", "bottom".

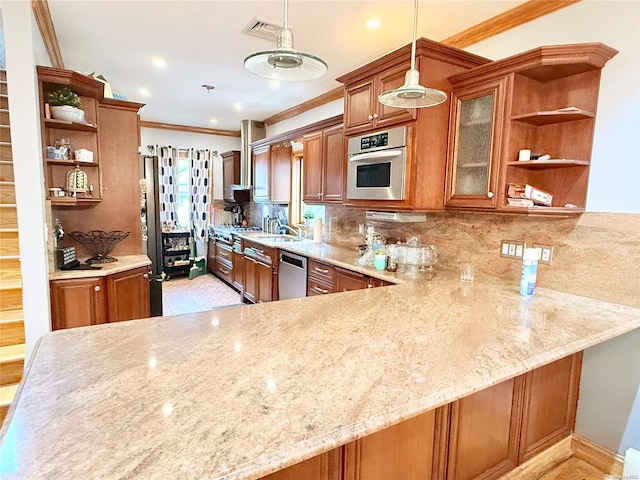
[
  {"left": 94, "top": 285, "right": 101, "bottom": 292},
  {"left": 487, "top": 191, "right": 495, "bottom": 198},
  {"left": 368, "top": 114, "right": 373, "bottom": 120},
  {"left": 367, "top": 283, "right": 373, "bottom": 288},
  {"left": 372, "top": 113, "right": 379, "bottom": 119},
  {"left": 314, "top": 267, "right": 329, "bottom": 274},
  {"left": 220, "top": 267, "right": 230, "bottom": 274},
  {"left": 219, "top": 251, "right": 229, "bottom": 257},
  {"left": 253, "top": 248, "right": 264, "bottom": 255},
  {"left": 314, "top": 286, "right": 329, "bottom": 294}
]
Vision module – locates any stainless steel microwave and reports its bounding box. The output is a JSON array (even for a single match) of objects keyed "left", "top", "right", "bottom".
[{"left": 346, "top": 126, "right": 407, "bottom": 201}]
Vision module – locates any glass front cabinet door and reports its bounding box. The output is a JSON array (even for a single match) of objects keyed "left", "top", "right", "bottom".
[{"left": 446, "top": 79, "right": 506, "bottom": 209}]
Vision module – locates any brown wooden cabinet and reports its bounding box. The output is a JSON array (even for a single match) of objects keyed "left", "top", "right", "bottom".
[
  {"left": 50, "top": 265, "right": 150, "bottom": 330},
  {"left": 252, "top": 143, "right": 292, "bottom": 203},
  {"left": 50, "top": 277, "right": 106, "bottom": 330},
  {"left": 336, "top": 38, "right": 488, "bottom": 211},
  {"left": 214, "top": 239, "right": 233, "bottom": 284},
  {"left": 242, "top": 240, "right": 278, "bottom": 303},
  {"left": 260, "top": 448, "right": 342, "bottom": 480},
  {"left": 303, "top": 124, "right": 344, "bottom": 204},
  {"left": 106, "top": 266, "right": 150, "bottom": 323},
  {"left": 221, "top": 150, "right": 240, "bottom": 202},
  {"left": 335, "top": 267, "right": 369, "bottom": 292},
  {"left": 447, "top": 377, "right": 524, "bottom": 480},
  {"left": 344, "top": 409, "right": 442, "bottom": 480},
  {"left": 447, "top": 43, "right": 617, "bottom": 216},
  {"left": 307, "top": 259, "right": 336, "bottom": 296},
  {"left": 253, "top": 144, "right": 271, "bottom": 202},
  {"left": 446, "top": 78, "right": 507, "bottom": 209},
  {"left": 519, "top": 353, "right": 582, "bottom": 463},
  {"left": 342, "top": 62, "right": 417, "bottom": 135},
  {"left": 207, "top": 239, "right": 216, "bottom": 274},
  {"left": 232, "top": 236, "right": 244, "bottom": 291}
]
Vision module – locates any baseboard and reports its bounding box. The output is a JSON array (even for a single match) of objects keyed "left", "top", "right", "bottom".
[
  {"left": 572, "top": 434, "right": 624, "bottom": 476},
  {"left": 499, "top": 436, "right": 573, "bottom": 480}
]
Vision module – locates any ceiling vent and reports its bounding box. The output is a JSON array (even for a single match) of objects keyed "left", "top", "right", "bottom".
[{"left": 242, "top": 18, "right": 283, "bottom": 42}]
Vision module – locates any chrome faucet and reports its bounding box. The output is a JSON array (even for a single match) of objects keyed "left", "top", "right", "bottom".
[{"left": 278, "top": 221, "right": 303, "bottom": 238}]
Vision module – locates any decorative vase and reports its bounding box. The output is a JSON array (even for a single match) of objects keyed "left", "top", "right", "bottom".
[{"left": 51, "top": 105, "right": 85, "bottom": 123}]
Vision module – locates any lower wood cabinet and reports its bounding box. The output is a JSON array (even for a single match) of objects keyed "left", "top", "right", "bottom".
[
  {"left": 344, "top": 409, "right": 441, "bottom": 480},
  {"left": 105, "top": 266, "right": 150, "bottom": 323},
  {"left": 519, "top": 353, "right": 582, "bottom": 463},
  {"left": 242, "top": 240, "right": 278, "bottom": 303},
  {"left": 207, "top": 239, "right": 216, "bottom": 274},
  {"left": 335, "top": 267, "right": 369, "bottom": 292},
  {"left": 447, "top": 377, "right": 523, "bottom": 480},
  {"left": 50, "top": 266, "right": 150, "bottom": 330},
  {"left": 260, "top": 448, "right": 343, "bottom": 480},
  {"left": 256, "top": 353, "right": 582, "bottom": 480},
  {"left": 243, "top": 256, "right": 258, "bottom": 303},
  {"left": 50, "top": 277, "right": 106, "bottom": 330}
]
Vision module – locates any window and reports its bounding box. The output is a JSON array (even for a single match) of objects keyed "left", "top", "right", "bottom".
[{"left": 175, "top": 154, "right": 190, "bottom": 229}]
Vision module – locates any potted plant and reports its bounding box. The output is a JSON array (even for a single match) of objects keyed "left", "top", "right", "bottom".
[
  {"left": 303, "top": 211, "right": 315, "bottom": 227},
  {"left": 47, "top": 87, "right": 85, "bottom": 123}
]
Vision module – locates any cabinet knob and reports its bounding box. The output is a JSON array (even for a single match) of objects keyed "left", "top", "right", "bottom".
[
  {"left": 368, "top": 114, "right": 373, "bottom": 121},
  {"left": 318, "top": 192, "right": 322, "bottom": 197},
  {"left": 94, "top": 285, "right": 101, "bottom": 292},
  {"left": 487, "top": 191, "right": 495, "bottom": 198},
  {"left": 143, "top": 273, "right": 149, "bottom": 279},
  {"left": 372, "top": 113, "right": 379, "bottom": 119},
  {"left": 367, "top": 284, "right": 373, "bottom": 288}
]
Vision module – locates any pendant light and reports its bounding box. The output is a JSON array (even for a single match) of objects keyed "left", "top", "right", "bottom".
[
  {"left": 244, "top": 0, "right": 327, "bottom": 81},
  {"left": 378, "top": 0, "right": 447, "bottom": 108}
]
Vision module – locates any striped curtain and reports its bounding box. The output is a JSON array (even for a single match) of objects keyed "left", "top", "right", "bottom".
[
  {"left": 190, "top": 149, "right": 211, "bottom": 241},
  {"left": 158, "top": 146, "right": 178, "bottom": 227}
]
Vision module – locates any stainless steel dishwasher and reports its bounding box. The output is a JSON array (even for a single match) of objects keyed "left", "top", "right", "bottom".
[{"left": 278, "top": 251, "right": 308, "bottom": 300}]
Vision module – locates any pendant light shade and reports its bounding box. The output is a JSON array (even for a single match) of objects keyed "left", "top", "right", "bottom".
[
  {"left": 378, "top": 0, "right": 447, "bottom": 108},
  {"left": 244, "top": 0, "right": 327, "bottom": 81}
]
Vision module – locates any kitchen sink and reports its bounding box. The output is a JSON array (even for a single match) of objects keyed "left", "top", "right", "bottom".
[{"left": 257, "top": 235, "right": 303, "bottom": 242}]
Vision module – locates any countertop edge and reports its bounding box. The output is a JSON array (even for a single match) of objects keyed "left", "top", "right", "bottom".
[{"left": 48, "top": 255, "right": 151, "bottom": 280}]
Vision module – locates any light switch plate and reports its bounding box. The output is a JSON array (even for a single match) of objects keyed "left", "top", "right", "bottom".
[
  {"left": 500, "top": 240, "right": 526, "bottom": 260},
  {"left": 533, "top": 244, "right": 554, "bottom": 265}
]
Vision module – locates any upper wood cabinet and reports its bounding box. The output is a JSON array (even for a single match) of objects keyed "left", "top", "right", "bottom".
[
  {"left": 303, "top": 124, "right": 344, "bottom": 204},
  {"left": 337, "top": 38, "right": 489, "bottom": 211},
  {"left": 446, "top": 43, "right": 617, "bottom": 216},
  {"left": 221, "top": 150, "right": 240, "bottom": 202},
  {"left": 342, "top": 62, "right": 417, "bottom": 135},
  {"left": 445, "top": 78, "right": 507, "bottom": 209},
  {"left": 252, "top": 143, "right": 291, "bottom": 203}
]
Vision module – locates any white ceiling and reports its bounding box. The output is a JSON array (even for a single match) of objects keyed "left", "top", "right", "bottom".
[{"left": 47, "top": 0, "right": 526, "bottom": 132}]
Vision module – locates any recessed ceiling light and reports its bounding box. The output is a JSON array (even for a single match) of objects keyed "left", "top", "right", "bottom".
[
  {"left": 365, "top": 18, "right": 382, "bottom": 29},
  {"left": 139, "top": 88, "right": 151, "bottom": 97},
  {"left": 209, "top": 118, "right": 218, "bottom": 124},
  {"left": 152, "top": 57, "right": 167, "bottom": 68},
  {"left": 233, "top": 102, "right": 242, "bottom": 111},
  {"left": 270, "top": 80, "right": 281, "bottom": 89}
]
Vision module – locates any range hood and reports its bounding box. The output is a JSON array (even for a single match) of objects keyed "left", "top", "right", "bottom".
[
  {"left": 365, "top": 211, "right": 427, "bottom": 223},
  {"left": 232, "top": 120, "right": 266, "bottom": 191}
]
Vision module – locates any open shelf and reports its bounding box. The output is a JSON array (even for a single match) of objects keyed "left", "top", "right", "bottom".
[
  {"left": 48, "top": 196, "right": 101, "bottom": 206},
  {"left": 44, "top": 118, "right": 98, "bottom": 132},
  {"left": 511, "top": 109, "right": 595, "bottom": 126},
  {"left": 506, "top": 159, "right": 590, "bottom": 168},
  {"left": 45, "top": 158, "right": 99, "bottom": 166}
]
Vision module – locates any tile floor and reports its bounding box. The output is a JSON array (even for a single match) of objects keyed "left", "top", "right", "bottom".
[{"left": 161, "top": 272, "right": 242, "bottom": 315}]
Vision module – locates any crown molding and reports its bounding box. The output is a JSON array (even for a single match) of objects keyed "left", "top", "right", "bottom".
[
  {"left": 31, "top": 0, "right": 64, "bottom": 69},
  {"left": 140, "top": 120, "right": 240, "bottom": 137}
]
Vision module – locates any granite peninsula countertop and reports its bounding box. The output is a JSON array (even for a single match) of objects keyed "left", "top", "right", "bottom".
[
  {"left": 48, "top": 254, "right": 151, "bottom": 280},
  {"left": 2, "top": 241, "right": 639, "bottom": 479}
]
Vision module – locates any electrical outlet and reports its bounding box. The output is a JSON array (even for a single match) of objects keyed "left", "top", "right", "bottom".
[
  {"left": 500, "top": 240, "right": 526, "bottom": 260},
  {"left": 533, "top": 244, "right": 554, "bottom": 265}
]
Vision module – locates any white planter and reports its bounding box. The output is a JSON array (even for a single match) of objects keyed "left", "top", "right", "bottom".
[{"left": 50, "top": 105, "right": 85, "bottom": 123}]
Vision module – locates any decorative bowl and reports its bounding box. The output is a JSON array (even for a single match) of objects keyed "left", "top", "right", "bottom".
[
  {"left": 51, "top": 105, "right": 85, "bottom": 123},
  {"left": 68, "top": 230, "right": 130, "bottom": 264}
]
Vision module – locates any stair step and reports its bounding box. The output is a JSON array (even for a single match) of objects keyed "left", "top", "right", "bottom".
[
  {"left": 0, "top": 182, "right": 16, "bottom": 204},
  {"left": 0, "top": 205, "right": 17, "bottom": 229},
  {"left": 0, "top": 344, "right": 25, "bottom": 386},
  {"left": 0, "top": 258, "right": 21, "bottom": 284},
  {"left": 0, "top": 309, "right": 25, "bottom": 348},
  {"left": 0, "top": 95, "right": 7, "bottom": 111},
  {"left": 0, "top": 142, "right": 11, "bottom": 162},
  {"left": 0, "top": 160, "right": 13, "bottom": 182},
  {"left": 0, "top": 230, "right": 19, "bottom": 257},
  {"left": 0, "top": 125, "right": 10, "bottom": 144},
  {"left": 0, "top": 71, "right": 6, "bottom": 82},
  {"left": 0, "top": 286, "right": 22, "bottom": 311},
  {"left": 0, "top": 383, "right": 18, "bottom": 426},
  {"left": 0, "top": 110, "right": 9, "bottom": 127},
  {"left": 0, "top": 83, "right": 6, "bottom": 96}
]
